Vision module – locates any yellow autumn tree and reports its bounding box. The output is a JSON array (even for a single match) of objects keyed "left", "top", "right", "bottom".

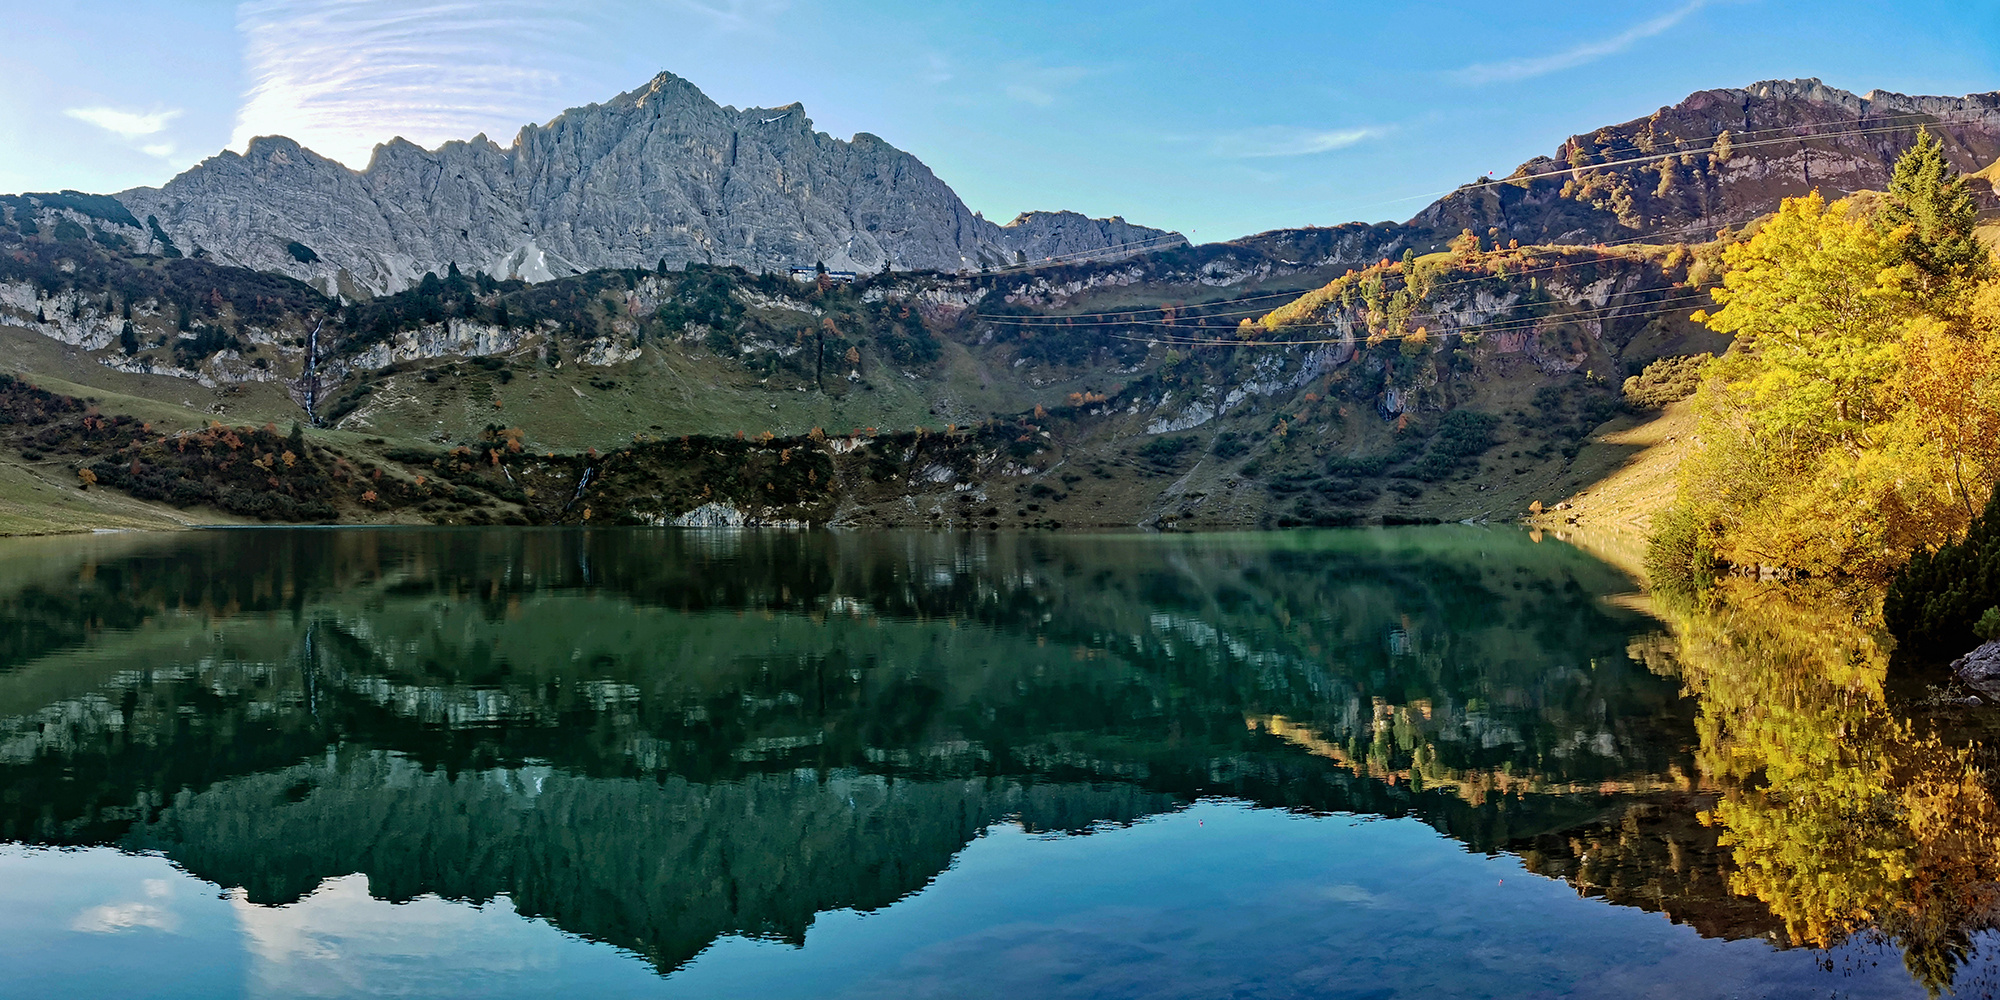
[
  {"left": 1662, "top": 582, "right": 2000, "bottom": 994},
  {"left": 1653, "top": 139, "right": 2000, "bottom": 584}
]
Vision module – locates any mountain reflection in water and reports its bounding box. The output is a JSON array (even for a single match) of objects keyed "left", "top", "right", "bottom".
[{"left": 0, "top": 527, "right": 1993, "bottom": 998}]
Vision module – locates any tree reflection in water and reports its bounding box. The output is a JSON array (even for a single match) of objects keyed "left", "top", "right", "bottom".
[
  {"left": 1658, "top": 579, "right": 2000, "bottom": 995},
  {"left": 0, "top": 528, "right": 1996, "bottom": 994}
]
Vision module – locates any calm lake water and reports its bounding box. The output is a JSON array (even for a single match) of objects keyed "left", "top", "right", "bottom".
[{"left": 0, "top": 527, "right": 1990, "bottom": 999}]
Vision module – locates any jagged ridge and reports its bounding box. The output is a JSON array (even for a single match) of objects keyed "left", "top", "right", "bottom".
[{"left": 114, "top": 72, "right": 1180, "bottom": 297}]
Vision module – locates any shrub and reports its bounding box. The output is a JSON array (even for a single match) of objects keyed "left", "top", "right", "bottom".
[
  {"left": 1622, "top": 354, "right": 1711, "bottom": 410},
  {"left": 1410, "top": 410, "right": 1498, "bottom": 481},
  {"left": 1138, "top": 435, "right": 1196, "bottom": 465},
  {"left": 1977, "top": 607, "right": 2000, "bottom": 643},
  {"left": 1885, "top": 489, "right": 2000, "bottom": 661},
  {"left": 1645, "top": 502, "right": 1720, "bottom": 596},
  {"left": 172, "top": 326, "right": 245, "bottom": 367},
  {"left": 28, "top": 190, "right": 141, "bottom": 228}
]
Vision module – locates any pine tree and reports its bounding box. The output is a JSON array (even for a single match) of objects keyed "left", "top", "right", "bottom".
[
  {"left": 1886, "top": 487, "right": 2000, "bottom": 660},
  {"left": 1879, "top": 127, "right": 1992, "bottom": 292}
]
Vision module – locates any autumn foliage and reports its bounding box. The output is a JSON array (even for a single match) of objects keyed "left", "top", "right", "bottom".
[{"left": 1653, "top": 131, "right": 2000, "bottom": 585}]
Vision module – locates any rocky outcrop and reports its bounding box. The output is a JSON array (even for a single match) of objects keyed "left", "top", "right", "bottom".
[
  {"left": 346, "top": 318, "right": 532, "bottom": 370},
  {"left": 115, "top": 72, "right": 1181, "bottom": 297},
  {"left": 1953, "top": 640, "right": 2000, "bottom": 699},
  {"left": 1410, "top": 78, "right": 2000, "bottom": 248}
]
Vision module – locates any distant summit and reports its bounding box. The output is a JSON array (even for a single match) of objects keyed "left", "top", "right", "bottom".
[
  {"left": 113, "top": 71, "right": 1181, "bottom": 296},
  {"left": 1409, "top": 78, "right": 2000, "bottom": 247}
]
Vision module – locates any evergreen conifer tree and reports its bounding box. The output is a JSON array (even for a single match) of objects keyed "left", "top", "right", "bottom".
[{"left": 1879, "top": 127, "right": 1992, "bottom": 292}]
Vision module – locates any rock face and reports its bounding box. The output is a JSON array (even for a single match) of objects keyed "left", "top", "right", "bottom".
[
  {"left": 117, "top": 72, "right": 1180, "bottom": 297},
  {"left": 1411, "top": 78, "right": 2000, "bottom": 247},
  {"left": 1953, "top": 640, "right": 2000, "bottom": 699}
]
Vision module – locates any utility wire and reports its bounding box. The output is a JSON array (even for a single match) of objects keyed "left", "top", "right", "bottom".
[
  {"left": 1346, "top": 108, "right": 2000, "bottom": 217},
  {"left": 978, "top": 153, "right": 2000, "bottom": 329},
  {"left": 1111, "top": 291, "right": 1719, "bottom": 348},
  {"left": 966, "top": 109, "right": 1998, "bottom": 328},
  {"left": 978, "top": 229, "right": 1720, "bottom": 329},
  {"left": 978, "top": 221, "right": 1744, "bottom": 329}
]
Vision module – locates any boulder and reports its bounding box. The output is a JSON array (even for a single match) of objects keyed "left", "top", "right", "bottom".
[{"left": 1951, "top": 640, "right": 2000, "bottom": 698}]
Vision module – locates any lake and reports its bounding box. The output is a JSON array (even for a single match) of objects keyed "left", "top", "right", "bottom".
[{"left": 0, "top": 526, "right": 1990, "bottom": 999}]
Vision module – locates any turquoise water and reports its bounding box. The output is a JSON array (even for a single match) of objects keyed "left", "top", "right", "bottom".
[{"left": 0, "top": 527, "right": 1978, "bottom": 998}]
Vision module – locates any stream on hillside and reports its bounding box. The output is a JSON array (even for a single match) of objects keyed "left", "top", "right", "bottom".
[{"left": 0, "top": 526, "right": 1993, "bottom": 999}]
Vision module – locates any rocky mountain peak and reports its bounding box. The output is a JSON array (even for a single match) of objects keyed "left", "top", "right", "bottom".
[
  {"left": 615, "top": 69, "right": 713, "bottom": 110},
  {"left": 112, "top": 71, "right": 1180, "bottom": 297}
]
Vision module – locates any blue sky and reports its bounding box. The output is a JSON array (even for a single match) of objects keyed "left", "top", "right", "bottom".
[{"left": 2, "top": 1, "right": 1996, "bottom": 241}]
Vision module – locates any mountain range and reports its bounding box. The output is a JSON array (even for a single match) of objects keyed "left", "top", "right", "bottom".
[
  {"left": 0, "top": 74, "right": 1996, "bottom": 534},
  {"left": 26, "top": 74, "right": 2000, "bottom": 301},
  {"left": 114, "top": 71, "right": 1181, "bottom": 297}
]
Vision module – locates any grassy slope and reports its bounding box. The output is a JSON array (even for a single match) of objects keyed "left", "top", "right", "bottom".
[
  {"left": 0, "top": 327, "right": 303, "bottom": 433},
  {"left": 0, "top": 460, "right": 226, "bottom": 534},
  {"left": 337, "top": 343, "right": 976, "bottom": 450},
  {"left": 1545, "top": 400, "right": 1697, "bottom": 536},
  {"left": 1518, "top": 400, "right": 1698, "bottom": 586},
  {"left": 1976, "top": 157, "right": 2000, "bottom": 250},
  {"left": 0, "top": 327, "right": 279, "bottom": 532}
]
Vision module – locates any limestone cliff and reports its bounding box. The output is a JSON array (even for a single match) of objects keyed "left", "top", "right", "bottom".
[
  {"left": 116, "top": 72, "right": 1180, "bottom": 296},
  {"left": 1411, "top": 78, "right": 2000, "bottom": 247}
]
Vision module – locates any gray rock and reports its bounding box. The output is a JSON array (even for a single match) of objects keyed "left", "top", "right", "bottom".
[
  {"left": 1952, "top": 640, "right": 2000, "bottom": 698},
  {"left": 116, "top": 72, "right": 1180, "bottom": 297}
]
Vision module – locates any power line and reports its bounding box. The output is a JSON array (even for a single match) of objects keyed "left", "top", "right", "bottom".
[
  {"left": 967, "top": 109, "right": 1997, "bottom": 326},
  {"left": 975, "top": 217, "right": 1752, "bottom": 329},
  {"left": 977, "top": 150, "right": 2000, "bottom": 331},
  {"left": 971, "top": 232, "right": 1192, "bottom": 276},
  {"left": 1113, "top": 291, "right": 1718, "bottom": 349},
  {"left": 982, "top": 106, "right": 1996, "bottom": 285},
  {"left": 1357, "top": 108, "right": 2000, "bottom": 218}
]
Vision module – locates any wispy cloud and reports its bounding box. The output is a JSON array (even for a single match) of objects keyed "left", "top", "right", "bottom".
[
  {"left": 64, "top": 106, "right": 182, "bottom": 138},
  {"left": 1216, "top": 125, "right": 1383, "bottom": 158},
  {"left": 71, "top": 902, "right": 178, "bottom": 934},
  {"left": 229, "top": 0, "right": 787, "bottom": 168},
  {"left": 232, "top": 1, "right": 590, "bottom": 165},
  {"left": 70, "top": 879, "right": 178, "bottom": 934},
  {"left": 921, "top": 53, "right": 954, "bottom": 86},
  {"left": 1454, "top": 0, "right": 1710, "bottom": 84},
  {"left": 1002, "top": 64, "right": 1090, "bottom": 107}
]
